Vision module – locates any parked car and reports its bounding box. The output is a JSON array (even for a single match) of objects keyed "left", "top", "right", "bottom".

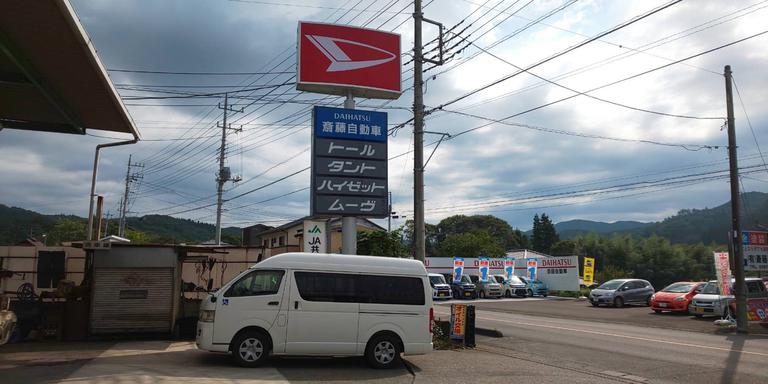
[
  {"left": 518, "top": 276, "right": 549, "bottom": 297},
  {"left": 443, "top": 274, "right": 477, "bottom": 299},
  {"left": 493, "top": 274, "right": 527, "bottom": 298},
  {"left": 428, "top": 273, "right": 452, "bottom": 300},
  {"left": 470, "top": 275, "right": 503, "bottom": 299},
  {"left": 689, "top": 278, "right": 768, "bottom": 318},
  {"left": 588, "top": 279, "right": 654, "bottom": 307},
  {"left": 650, "top": 281, "right": 705, "bottom": 313},
  {"left": 196, "top": 252, "right": 433, "bottom": 368}
]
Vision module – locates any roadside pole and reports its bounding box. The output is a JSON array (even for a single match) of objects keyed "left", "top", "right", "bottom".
[
  {"left": 342, "top": 91, "right": 357, "bottom": 255},
  {"left": 413, "top": 0, "right": 426, "bottom": 262},
  {"left": 724, "top": 65, "right": 747, "bottom": 332}
]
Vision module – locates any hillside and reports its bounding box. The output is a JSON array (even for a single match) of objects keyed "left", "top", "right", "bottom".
[
  {"left": 553, "top": 220, "right": 652, "bottom": 239},
  {"left": 549, "top": 192, "right": 768, "bottom": 244},
  {"left": 0, "top": 204, "right": 243, "bottom": 245}
]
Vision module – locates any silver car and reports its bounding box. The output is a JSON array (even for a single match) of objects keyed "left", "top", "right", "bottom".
[
  {"left": 689, "top": 278, "right": 768, "bottom": 318},
  {"left": 589, "top": 279, "right": 655, "bottom": 308},
  {"left": 470, "top": 275, "right": 503, "bottom": 299}
]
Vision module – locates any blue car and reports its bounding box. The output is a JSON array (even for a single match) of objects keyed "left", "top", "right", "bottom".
[{"left": 518, "top": 276, "right": 549, "bottom": 297}]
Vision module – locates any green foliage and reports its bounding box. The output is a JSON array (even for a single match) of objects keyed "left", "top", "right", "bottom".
[
  {"left": 437, "top": 230, "right": 505, "bottom": 258},
  {"left": 358, "top": 228, "right": 409, "bottom": 258},
  {"left": 402, "top": 220, "right": 441, "bottom": 257},
  {"left": 436, "top": 214, "right": 528, "bottom": 250},
  {"left": 532, "top": 213, "right": 558, "bottom": 253},
  {"left": 47, "top": 218, "right": 87, "bottom": 245}
]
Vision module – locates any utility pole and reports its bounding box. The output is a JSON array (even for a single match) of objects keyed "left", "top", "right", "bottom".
[
  {"left": 215, "top": 93, "right": 243, "bottom": 245},
  {"left": 95, "top": 195, "right": 104, "bottom": 240},
  {"left": 342, "top": 91, "right": 358, "bottom": 255},
  {"left": 725, "top": 65, "right": 747, "bottom": 333},
  {"left": 388, "top": 191, "right": 392, "bottom": 233},
  {"left": 103, "top": 211, "right": 111, "bottom": 237},
  {"left": 118, "top": 155, "right": 143, "bottom": 237},
  {"left": 412, "top": 0, "right": 426, "bottom": 262}
]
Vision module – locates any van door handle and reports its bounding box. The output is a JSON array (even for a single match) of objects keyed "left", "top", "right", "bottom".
[
  {"left": 268, "top": 301, "right": 279, "bottom": 306},
  {"left": 294, "top": 301, "right": 299, "bottom": 309}
]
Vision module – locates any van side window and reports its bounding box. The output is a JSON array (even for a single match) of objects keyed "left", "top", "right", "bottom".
[
  {"left": 294, "top": 272, "right": 425, "bottom": 305},
  {"left": 294, "top": 272, "right": 358, "bottom": 302},
  {"left": 361, "top": 275, "right": 425, "bottom": 305},
  {"left": 225, "top": 270, "right": 284, "bottom": 297}
]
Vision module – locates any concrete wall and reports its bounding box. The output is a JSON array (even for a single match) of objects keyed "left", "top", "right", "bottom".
[
  {"left": 181, "top": 247, "right": 265, "bottom": 300},
  {"left": 94, "top": 246, "right": 177, "bottom": 268}
]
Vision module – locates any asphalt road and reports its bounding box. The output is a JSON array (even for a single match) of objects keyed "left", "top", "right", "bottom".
[
  {"left": 436, "top": 297, "right": 768, "bottom": 334},
  {"left": 435, "top": 306, "right": 768, "bottom": 384}
]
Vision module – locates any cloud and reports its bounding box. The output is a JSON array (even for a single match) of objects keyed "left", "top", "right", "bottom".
[{"left": 2, "top": 0, "right": 766, "bottom": 234}]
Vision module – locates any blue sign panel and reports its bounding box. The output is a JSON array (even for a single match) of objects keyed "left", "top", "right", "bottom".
[{"left": 314, "top": 106, "right": 388, "bottom": 142}]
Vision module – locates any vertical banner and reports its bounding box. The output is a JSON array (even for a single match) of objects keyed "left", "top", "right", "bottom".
[
  {"left": 583, "top": 257, "right": 595, "bottom": 286},
  {"left": 504, "top": 256, "right": 515, "bottom": 280},
  {"left": 479, "top": 257, "right": 490, "bottom": 282},
  {"left": 526, "top": 258, "right": 538, "bottom": 280},
  {"left": 713, "top": 252, "right": 732, "bottom": 296},
  {"left": 452, "top": 257, "right": 464, "bottom": 283},
  {"left": 303, "top": 220, "right": 327, "bottom": 253},
  {"left": 450, "top": 304, "right": 466, "bottom": 340}
]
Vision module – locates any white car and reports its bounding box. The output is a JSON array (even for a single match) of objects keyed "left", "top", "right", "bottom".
[
  {"left": 196, "top": 252, "right": 433, "bottom": 368},
  {"left": 428, "top": 273, "right": 452, "bottom": 300}
]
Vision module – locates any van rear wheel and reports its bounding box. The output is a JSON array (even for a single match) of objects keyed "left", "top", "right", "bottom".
[
  {"left": 232, "top": 330, "right": 270, "bottom": 367},
  {"left": 365, "top": 335, "right": 402, "bottom": 369}
]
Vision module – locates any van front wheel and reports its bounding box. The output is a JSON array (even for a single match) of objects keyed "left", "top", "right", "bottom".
[
  {"left": 232, "top": 331, "right": 269, "bottom": 367},
  {"left": 365, "top": 335, "right": 402, "bottom": 369}
]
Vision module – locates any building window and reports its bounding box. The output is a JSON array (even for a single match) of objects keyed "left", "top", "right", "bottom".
[
  {"left": 37, "top": 251, "right": 65, "bottom": 289},
  {"left": 279, "top": 236, "right": 285, "bottom": 246},
  {"left": 271, "top": 238, "right": 276, "bottom": 247}
]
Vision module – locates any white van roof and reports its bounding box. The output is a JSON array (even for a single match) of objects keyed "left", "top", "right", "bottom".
[{"left": 254, "top": 252, "right": 427, "bottom": 276}]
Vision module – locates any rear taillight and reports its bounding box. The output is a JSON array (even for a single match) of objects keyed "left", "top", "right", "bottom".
[{"left": 429, "top": 307, "right": 434, "bottom": 333}]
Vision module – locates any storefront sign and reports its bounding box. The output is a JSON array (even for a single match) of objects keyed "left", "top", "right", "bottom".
[
  {"left": 303, "top": 220, "right": 327, "bottom": 253},
  {"left": 743, "top": 230, "right": 768, "bottom": 271},
  {"left": 583, "top": 257, "right": 595, "bottom": 286},
  {"left": 713, "top": 252, "right": 732, "bottom": 296},
  {"left": 311, "top": 106, "right": 388, "bottom": 217},
  {"left": 504, "top": 256, "right": 515, "bottom": 280},
  {"left": 452, "top": 257, "right": 464, "bottom": 283},
  {"left": 450, "top": 304, "right": 466, "bottom": 340},
  {"left": 478, "top": 257, "right": 490, "bottom": 282},
  {"left": 526, "top": 258, "right": 538, "bottom": 280}
]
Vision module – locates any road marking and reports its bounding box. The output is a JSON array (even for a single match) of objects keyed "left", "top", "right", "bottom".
[{"left": 475, "top": 314, "right": 768, "bottom": 358}]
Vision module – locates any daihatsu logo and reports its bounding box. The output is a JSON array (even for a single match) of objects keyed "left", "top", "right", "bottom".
[{"left": 305, "top": 35, "right": 397, "bottom": 73}]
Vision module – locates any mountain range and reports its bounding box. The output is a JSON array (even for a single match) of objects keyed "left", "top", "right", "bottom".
[{"left": 2, "top": 192, "right": 767, "bottom": 246}]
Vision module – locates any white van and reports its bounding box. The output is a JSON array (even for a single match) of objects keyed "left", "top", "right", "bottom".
[{"left": 196, "top": 252, "right": 433, "bottom": 368}]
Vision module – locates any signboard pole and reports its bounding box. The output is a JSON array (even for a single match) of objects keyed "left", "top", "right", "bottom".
[{"left": 342, "top": 91, "right": 357, "bottom": 255}]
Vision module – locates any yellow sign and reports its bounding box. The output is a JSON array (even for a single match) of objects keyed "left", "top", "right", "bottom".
[
  {"left": 450, "top": 304, "right": 466, "bottom": 340},
  {"left": 583, "top": 257, "right": 595, "bottom": 286}
]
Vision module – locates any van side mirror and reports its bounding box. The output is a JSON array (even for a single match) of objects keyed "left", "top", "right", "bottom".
[{"left": 210, "top": 295, "right": 217, "bottom": 303}]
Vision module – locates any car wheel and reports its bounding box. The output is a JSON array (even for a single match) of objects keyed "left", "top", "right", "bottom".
[
  {"left": 479, "top": 291, "right": 485, "bottom": 299},
  {"left": 694, "top": 314, "right": 703, "bottom": 318},
  {"left": 232, "top": 330, "right": 270, "bottom": 368},
  {"left": 653, "top": 309, "right": 662, "bottom": 314},
  {"left": 526, "top": 289, "right": 533, "bottom": 297},
  {"left": 505, "top": 290, "right": 511, "bottom": 298},
  {"left": 542, "top": 293, "right": 548, "bottom": 298},
  {"left": 365, "top": 334, "right": 402, "bottom": 369},
  {"left": 613, "top": 297, "right": 624, "bottom": 308},
  {"left": 452, "top": 290, "right": 458, "bottom": 299},
  {"left": 591, "top": 302, "right": 599, "bottom": 307},
  {"left": 646, "top": 296, "right": 652, "bottom": 306}
]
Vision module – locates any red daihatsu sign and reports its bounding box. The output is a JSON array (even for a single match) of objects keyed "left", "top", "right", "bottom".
[{"left": 297, "top": 21, "right": 401, "bottom": 99}]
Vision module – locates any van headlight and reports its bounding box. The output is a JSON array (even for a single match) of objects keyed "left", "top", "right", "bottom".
[
  {"left": 199, "top": 310, "right": 216, "bottom": 323},
  {"left": 674, "top": 297, "right": 686, "bottom": 302}
]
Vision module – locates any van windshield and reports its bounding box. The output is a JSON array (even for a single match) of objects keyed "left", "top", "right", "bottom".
[
  {"left": 662, "top": 283, "right": 696, "bottom": 293},
  {"left": 507, "top": 276, "right": 523, "bottom": 285},
  {"left": 460, "top": 275, "right": 472, "bottom": 284},
  {"left": 429, "top": 275, "right": 446, "bottom": 285}
]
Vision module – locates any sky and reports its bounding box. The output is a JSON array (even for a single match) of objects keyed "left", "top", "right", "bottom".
[{"left": 1, "top": 0, "right": 767, "bottom": 232}]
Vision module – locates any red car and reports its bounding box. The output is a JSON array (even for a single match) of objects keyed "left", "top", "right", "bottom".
[{"left": 650, "top": 281, "right": 705, "bottom": 313}]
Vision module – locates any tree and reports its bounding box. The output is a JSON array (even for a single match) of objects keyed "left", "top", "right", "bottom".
[
  {"left": 358, "top": 228, "right": 409, "bottom": 258},
  {"left": 47, "top": 218, "right": 86, "bottom": 245},
  {"left": 436, "top": 214, "right": 528, "bottom": 250},
  {"left": 402, "top": 220, "right": 440, "bottom": 257},
  {"left": 436, "top": 230, "right": 505, "bottom": 258},
  {"left": 532, "top": 213, "right": 558, "bottom": 253}
]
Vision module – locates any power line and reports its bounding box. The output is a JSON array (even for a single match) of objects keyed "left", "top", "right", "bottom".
[
  {"left": 731, "top": 75, "right": 768, "bottom": 174},
  {"left": 108, "top": 68, "right": 294, "bottom": 76}
]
